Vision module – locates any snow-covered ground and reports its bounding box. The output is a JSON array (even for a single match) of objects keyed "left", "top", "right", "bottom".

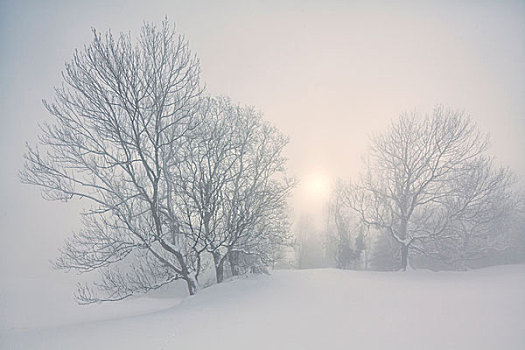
[{"left": 1, "top": 265, "right": 525, "bottom": 350}]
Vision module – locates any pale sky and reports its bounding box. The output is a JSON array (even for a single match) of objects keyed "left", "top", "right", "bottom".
[{"left": 1, "top": 0, "right": 524, "bottom": 280}]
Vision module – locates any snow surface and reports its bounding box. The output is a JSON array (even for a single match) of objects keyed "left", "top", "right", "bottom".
[{"left": 1, "top": 265, "right": 525, "bottom": 349}]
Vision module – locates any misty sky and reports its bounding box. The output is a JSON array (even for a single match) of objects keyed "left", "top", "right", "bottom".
[{"left": 1, "top": 0, "right": 524, "bottom": 279}]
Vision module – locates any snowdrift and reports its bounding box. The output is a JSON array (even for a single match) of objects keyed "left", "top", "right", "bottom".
[{"left": 2, "top": 265, "right": 524, "bottom": 349}]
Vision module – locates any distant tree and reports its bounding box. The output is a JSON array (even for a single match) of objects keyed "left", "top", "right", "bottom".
[
  {"left": 343, "top": 106, "right": 516, "bottom": 271},
  {"left": 417, "top": 160, "right": 519, "bottom": 269},
  {"left": 295, "top": 215, "right": 326, "bottom": 269},
  {"left": 369, "top": 229, "right": 401, "bottom": 271},
  {"left": 325, "top": 183, "right": 363, "bottom": 269},
  {"left": 20, "top": 20, "right": 203, "bottom": 302},
  {"left": 504, "top": 200, "right": 525, "bottom": 264}
]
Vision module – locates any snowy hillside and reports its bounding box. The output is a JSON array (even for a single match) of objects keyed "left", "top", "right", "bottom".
[{"left": 2, "top": 265, "right": 525, "bottom": 350}]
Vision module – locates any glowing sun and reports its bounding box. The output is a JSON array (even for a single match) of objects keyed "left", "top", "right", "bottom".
[{"left": 303, "top": 172, "right": 331, "bottom": 200}]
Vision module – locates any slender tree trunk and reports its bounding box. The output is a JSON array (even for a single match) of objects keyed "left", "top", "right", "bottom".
[
  {"left": 398, "top": 214, "right": 409, "bottom": 271},
  {"left": 174, "top": 251, "right": 197, "bottom": 295},
  {"left": 400, "top": 244, "right": 409, "bottom": 271},
  {"left": 185, "top": 277, "right": 197, "bottom": 295},
  {"left": 213, "top": 252, "right": 225, "bottom": 283},
  {"left": 229, "top": 251, "right": 240, "bottom": 276}
]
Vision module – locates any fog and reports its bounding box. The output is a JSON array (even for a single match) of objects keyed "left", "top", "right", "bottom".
[{"left": 1, "top": 1, "right": 524, "bottom": 348}]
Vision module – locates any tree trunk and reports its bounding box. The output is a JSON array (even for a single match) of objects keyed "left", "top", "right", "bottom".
[
  {"left": 213, "top": 252, "right": 225, "bottom": 283},
  {"left": 400, "top": 244, "right": 409, "bottom": 271},
  {"left": 398, "top": 214, "right": 409, "bottom": 271},
  {"left": 229, "top": 251, "right": 240, "bottom": 276},
  {"left": 184, "top": 276, "right": 197, "bottom": 296},
  {"left": 174, "top": 252, "right": 197, "bottom": 296},
  {"left": 364, "top": 249, "right": 368, "bottom": 271}
]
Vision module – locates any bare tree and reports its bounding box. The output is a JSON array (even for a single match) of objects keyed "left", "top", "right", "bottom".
[
  {"left": 420, "top": 158, "right": 518, "bottom": 268},
  {"left": 20, "top": 20, "right": 203, "bottom": 302},
  {"left": 344, "top": 106, "right": 515, "bottom": 270},
  {"left": 172, "top": 97, "right": 293, "bottom": 283},
  {"left": 325, "top": 182, "right": 363, "bottom": 270},
  {"left": 294, "top": 215, "right": 325, "bottom": 269},
  {"left": 168, "top": 97, "right": 241, "bottom": 283},
  {"left": 219, "top": 117, "right": 292, "bottom": 278}
]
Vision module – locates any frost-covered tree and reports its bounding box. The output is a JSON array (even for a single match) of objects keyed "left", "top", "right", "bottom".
[
  {"left": 344, "top": 106, "right": 516, "bottom": 270},
  {"left": 20, "top": 19, "right": 294, "bottom": 300},
  {"left": 324, "top": 182, "right": 364, "bottom": 269},
  {"left": 369, "top": 229, "right": 401, "bottom": 271},
  {"left": 172, "top": 97, "right": 293, "bottom": 283},
  {"left": 417, "top": 158, "right": 518, "bottom": 268},
  {"left": 20, "top": 20, "right": 203, "bottom": 302},
  {"left": 295, "top": 215, "right": 326, "bottom": 269}
]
